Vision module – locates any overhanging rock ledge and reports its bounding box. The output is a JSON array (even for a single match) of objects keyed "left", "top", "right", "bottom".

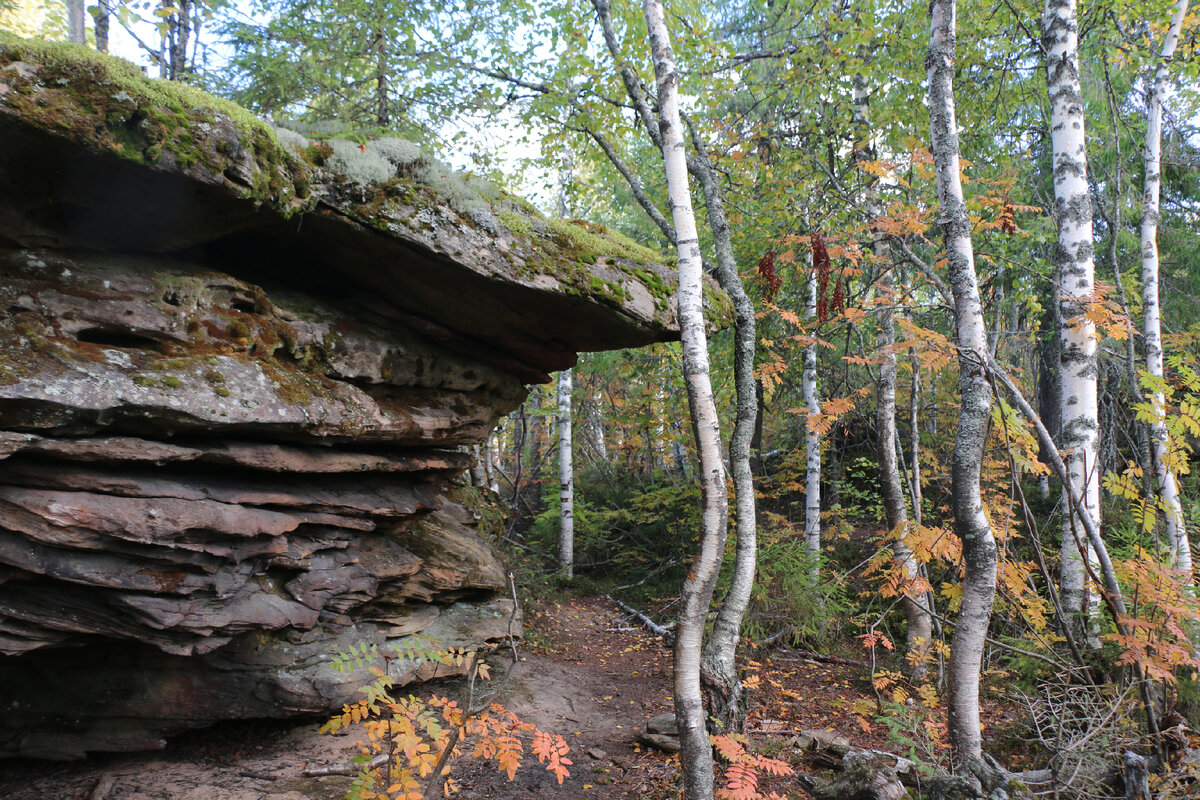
[{"left": 0, "top": 35, "right": 729, "bottom": 759}]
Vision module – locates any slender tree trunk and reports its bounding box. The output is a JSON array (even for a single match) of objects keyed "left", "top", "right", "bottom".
[
  {"left": 853, "top": 74, "right": 931, "bottom": 675},
  {"left": 484, "top": 433, "right": 499, "bottom": 495},
  {"left": 95, "top": 0, "right": 110, "bottom": 52},
  {"left": 652, "top": 384, "right": 669, "bottom": 471},
  {"left": 558, "top": 369, "right": 575, "bottom": 578},
  {"left": 989, "top": 265, "right": 1004, "bottom": 357},
  {"left": 909, "top": 355, "right": 923, "bottom": 530},
  {"left": 691, "top": 124, "right": 758, "bottom": 735},
  {"left": 804, "top": 255, "right": 822, "bottom": 574},
  {"left": 1140, "top": 0, "right": 1192, "bottom": 579},
  {"left": 507, "top": 399, "right": 528, "bottom": 531},
  {"left": 1099, "top": 62, "right": 1157, "bottom": 500},
  {"left": 1036, "top": 299, "right": 1060, "bottom": 502},
  {"left": 1100, "top": 64, "right": 1139, "bottom": 397},
  {"left": 643, "top": 1, "right": 728, "bottom": 796},
  {"left": 373, "top": 17, "right": 389, "bottom": 128},
  {"left": 588, "top": 388, "right": 609, "bottom": 462},
  {"left": 908, "top": 353, "right": 938, "bottom": 657},
  {"left": 1044, "top": 0, "right": 1102, "bottom": 646},
  {"left": 67, "top": 0, "right": 86, "bottom": 44},
  {"left": 928, "top": 0, "right": 998, "bottom": 765},
  {"left": 174, "top": 0, "right": 191, "bottom": 79},
  {"left": 470, "top": 444, "right": 487, "bottom": 488}
]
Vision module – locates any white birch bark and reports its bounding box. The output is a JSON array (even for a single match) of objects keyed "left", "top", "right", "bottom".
[
  {"left": 1044, "top": 0, "right": 1102, "bottom": 645},
  {"left": 804, "top": 256, "right": 822, "bottom": 573},
  {"left": 653, "top": 384, "right": 668, "bottom": 471},
  {"left": 588, "top": 388, "right": 609, "bottom": 461},
  {"left": 1140, "top": 0, "right": 1192, "bottom": 578},
  {"left": 485, "top": 433, "right": 500, "bottom": 495},
  {"left": 557, "top": 369, "right": 574, "bottom": 578},
  {"left": 642, "top": 1, "right": 728, "bottom": 795},
  {"left": 928, "top": 0, "right": 998, "bottom": 764},
  {"left": 470, "top": 445, "right": 487, "bottom": 488},
  {"left": 691, "top": 127, "right": 758, "bottom": 734}
]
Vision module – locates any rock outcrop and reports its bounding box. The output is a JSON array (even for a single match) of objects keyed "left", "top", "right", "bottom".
[{"left": 0, "top": 36, "right": 715, "bottom": 759}]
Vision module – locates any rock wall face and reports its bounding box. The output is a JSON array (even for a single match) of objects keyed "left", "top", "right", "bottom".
[{"left": 0, "top": 37, "right": 706, "bottom": 759}]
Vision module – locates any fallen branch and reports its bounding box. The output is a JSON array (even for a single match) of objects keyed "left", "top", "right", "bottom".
[
  {"left": 606, "top": 594, "right": 675, "bottom": 641},
  {"left": 302, "top": 753, "right": 388, "bottom": 777}
]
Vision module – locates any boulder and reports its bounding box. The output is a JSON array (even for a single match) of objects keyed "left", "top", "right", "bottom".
[{"left": 0, "top": 35, "right": 717, "bottom": 759}]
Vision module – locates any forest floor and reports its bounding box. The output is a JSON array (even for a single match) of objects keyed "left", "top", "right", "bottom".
[{"left": 0, "top": 594, "right": 1028, "bottom": 800}]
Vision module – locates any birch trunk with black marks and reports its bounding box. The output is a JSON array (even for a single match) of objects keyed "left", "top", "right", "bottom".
[
  {"left": 1044, "top": 0, "right": 1102, "bottom": 646},
  {"left": 1141, "top": 0, "right": 1191, "bottom": 579},
  {"left": 853, "top": 74, "right": 931, "bottom": 677},
  {"left": 928, "top": 0, "right": 998, "bottom": 765},
  {"left": 804, "top": 256, "right": 822, "bottom": 574},
  {"left": 558, "top": 369, "right": 574, "bottom": 578},
  {"left": 692, "top": 130, "right": 758, "bottom": 735},
  {"left": 470, "top": 445, "right": 487, "bottom": 487},
  {"left": 643, "top": 1, "right": 728, "bottom": 795}
]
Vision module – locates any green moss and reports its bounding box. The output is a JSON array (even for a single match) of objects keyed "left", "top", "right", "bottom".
[
  {"left": 497, "top": 211, "right": 532, "bottom": 238},
  {"left": 160, "top": 375, "right": 182, "bottom": 388},
  {"left": 131, "top": 374, "right": 156, "bottom": 387},
  {"left": 213, "top": 385, "right": 230, "bottom": 397},
  {"left": 0, "top": 36, "right": 708, "bottom": 331},
  {"left": 545, "top": 218, "right": 664, "bottom": 267},
  {"left": 704, "top": 283, "right": 736, "bottom": 327},
  {"left": 256, "top": 355, "right": 329, "bottom": 406},
  {"left": 0, "top": 34, "right": 312, "bottom": 212}
]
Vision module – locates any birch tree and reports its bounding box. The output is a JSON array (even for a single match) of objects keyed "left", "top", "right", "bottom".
[
  {"left": 558, "top": 369, "right": 575, "bottom": 578},
  {"left": 643, "top": 0, "right": 728, "bottom": 794},
  {"left": 1140, "top": 0, "right": 1192, "bottom": 579},
  {"left": 691, "top": 123, "right": 759, "bottom": 735},
  {"left": 1043, "top": 0, "right": 1102, "bottom": 645},
  {"left": 576, "top": 0, "right": 759, "bottom": 734},
  {"left": 804, "top": 253, "right": 822, "bottom": 573},
  {"left": 927, "top": 0, "right": 998, "bottom": 765}
]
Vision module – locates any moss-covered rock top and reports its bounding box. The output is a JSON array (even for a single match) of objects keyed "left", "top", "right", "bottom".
[
  {"left": 0, "top": 33, "right": 310, "bottom": 212},
  {"left": 0, "top": 36, "right": 732, "bottom": 376}
]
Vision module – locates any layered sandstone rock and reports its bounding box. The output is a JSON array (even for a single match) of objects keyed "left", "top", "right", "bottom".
[{"left": 0, "top": 36, "right": 717, "bottom": 759}]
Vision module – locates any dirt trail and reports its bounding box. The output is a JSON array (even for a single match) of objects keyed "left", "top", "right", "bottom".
[
  {"left": 0, "top": 597, "right": 685, "bottom": 800},
  {"left": 0, "top": 595, "right": 911, "bottom": 800}
]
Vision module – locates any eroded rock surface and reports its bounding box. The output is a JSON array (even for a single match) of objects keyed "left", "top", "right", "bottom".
[{"left": 0, "top": 36, "right": 696, "bottom": 759}]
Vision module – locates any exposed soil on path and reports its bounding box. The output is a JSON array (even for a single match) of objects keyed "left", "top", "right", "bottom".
[{"left": 0, "top": 595, "right": 937, "bottom": 800}]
